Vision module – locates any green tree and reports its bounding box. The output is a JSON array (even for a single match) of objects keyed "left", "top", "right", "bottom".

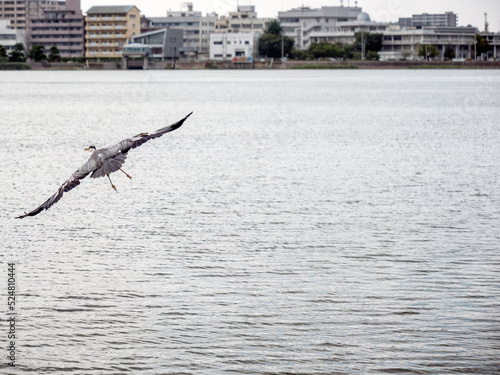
[
  {"left": 473, "top": 33, "right": 490, "bottom": 59},
  {"left": 48, "top": 45, "right": 61, "bottom": 62},
  {"left": 354, "top": 32, "right": 383, "bottom": 55},
  {"left": 0, "top": 45, "right": 7, "bottom": 61},
  {"left": 290, "top": 49, "right": 313, "bottom": 60},
  {"left": 418, "top": 44, "right": 439, "bottom": 60},
  {"left": 308, "top": 42, "right": 344, "bottom": 58},
  {"left": 341, "top": 43, "right": 356, "bottom": 60},
  {"left": 365, "top": 51, "right": 379, "bottom": 60},
  {"left": 9, "top": 43, "right": 26, "bottom": 62},
  {"left": 265, "top": 20, "right": 283, "bottom": 36},
  {"left": 258, "top": 20, "right": 294, "bottom": 58},
  {"left": 29, "top": 44, "right": 46, "bottom": 62},
  {"left": 444, "top": 44, "right": 455, "bottom": 60}
]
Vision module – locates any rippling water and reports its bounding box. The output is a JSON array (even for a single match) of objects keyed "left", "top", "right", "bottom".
[{"left": 1, "top": 69, "right": 499, "bottom": 374}]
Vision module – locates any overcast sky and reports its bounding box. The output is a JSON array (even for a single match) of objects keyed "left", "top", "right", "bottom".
[{"left": 80, "top": 0, "right": 499, "bottom": 32}]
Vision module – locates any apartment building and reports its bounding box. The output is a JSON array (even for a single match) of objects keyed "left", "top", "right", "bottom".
[
  {"left": 214, "top": 5, "right": 273, "bottom": 34},
  {"left": 0, "top": 0, "right": 66, "bottom": 30},
  {"left": 85, "top": 5, "right": 140, "bottom": 59},
  {"left": 29, "top": 0, "right": 84, "bottom": 57},
  {"left": 413, "top": 12, "right": 457, "bottom": 28},
  {"left": 0, "top": 0, "right": 28, "bottom": 29},
  {"left": 399, "top": 12, "right": 458, "bottom": 29}
]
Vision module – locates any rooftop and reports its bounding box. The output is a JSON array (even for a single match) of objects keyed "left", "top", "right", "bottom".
[{"left": 86, "top": 5, "right": 139, "bottom": 14}]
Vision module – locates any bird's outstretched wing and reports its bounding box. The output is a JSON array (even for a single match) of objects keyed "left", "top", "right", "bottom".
[
  {"left": 112, "top": 111, "right": 193, "bottom": 155},
  {"left": 16, "top": 163, "right": 94, "bottom": 219},
  {"left": 89, "top": 112, "right": 192, "bottom": 178}
]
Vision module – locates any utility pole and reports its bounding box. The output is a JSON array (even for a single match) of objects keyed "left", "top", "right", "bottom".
[
  {"left": 281, "top": 34, "right": 284, "bottom": 60},
  {"left": 361, "top": 32, "right": 365, "bottom": 60}
]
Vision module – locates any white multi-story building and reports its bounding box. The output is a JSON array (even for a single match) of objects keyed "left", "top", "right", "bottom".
[
  {"left": 309, "top": 12, "right": 388, "bottom": 46},
  {"left": 147, "top": 4, "right": 216, "bottom": 58},
  {"left": 209, "top": 32, "right": 260, "bottom": 61},
  {"left": 413, "top": 12, "right": 457, "bottom": 28},
  {"left": 379, "top": 26, "right": 500, "bottom": 61},
  {"left": 278, "top": 6, "right": 363, "bottom": 49},
  {"left": 215, "top": 5, "right": 273, "bottom": 34},
  {"left": 0, "top": 19, "right": 27, "bottom": 51}
]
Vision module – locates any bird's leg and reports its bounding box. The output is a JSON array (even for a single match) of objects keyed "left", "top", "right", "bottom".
[
  {"left": 119, "top": 168, "right": 132, "bottom": 180},
  {"left": 107, "top": 174, "right": 117, "bottom": 191}
]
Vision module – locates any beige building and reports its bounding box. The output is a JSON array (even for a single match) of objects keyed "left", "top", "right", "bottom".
[{"left": 85, "top": 5, "right": 140, "bottom": 59}]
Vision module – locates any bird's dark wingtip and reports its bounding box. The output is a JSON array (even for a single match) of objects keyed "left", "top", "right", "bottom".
[{"left": 173, "top": 112, "right": 193, "bottom": 130}]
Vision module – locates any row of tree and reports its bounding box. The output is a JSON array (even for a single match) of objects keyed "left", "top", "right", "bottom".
[
  {"left": 0, "top": 43, "right": 61, "bottom": 63},
  {"left": 294, "top": 32, "right": 382, "bottom": 61},
  {"left": 258, "top": 21, "right": 384, "bottom": 61}
]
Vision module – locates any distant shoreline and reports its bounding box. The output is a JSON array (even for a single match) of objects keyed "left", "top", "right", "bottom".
[{"left": 2, "top": 60, "right": 500, "bottom": 70}]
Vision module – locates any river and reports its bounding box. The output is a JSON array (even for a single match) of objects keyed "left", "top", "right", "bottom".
[{"left": 1, "top": 69, "right": 499, "bottom": 374}]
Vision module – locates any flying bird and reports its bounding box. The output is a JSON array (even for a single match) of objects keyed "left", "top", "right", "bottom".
[{"left": 16, "top": 112, "right": 192, "bottom": 219}]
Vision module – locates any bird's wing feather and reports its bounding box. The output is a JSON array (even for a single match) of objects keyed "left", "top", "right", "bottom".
[
  {"left": 16, "top": 161, "right": 93, "bottom": 219},
  {"left": 89, "top": 112, "right": 192, "bottom": 178},
  {"left": 117, "top": 112, "right": 193, "bottom": 154}
]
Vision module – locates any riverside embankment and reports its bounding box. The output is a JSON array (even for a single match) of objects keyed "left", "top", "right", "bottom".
[{"left": 2, "top": 59, "right": 500, "bottom": 70}]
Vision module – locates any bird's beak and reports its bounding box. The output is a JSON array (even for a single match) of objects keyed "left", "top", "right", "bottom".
[{"left": 84, "top": 147, "right": 92, "bottom": 152}]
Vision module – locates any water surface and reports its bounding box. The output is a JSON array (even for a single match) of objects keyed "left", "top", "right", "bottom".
[{"left": 1, "top": 69, "right": 499, "bottom": 374}]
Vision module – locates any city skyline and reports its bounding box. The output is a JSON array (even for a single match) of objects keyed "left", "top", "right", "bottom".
[{"left": 79, "top": 0, "right": 500, "bottom": 32}]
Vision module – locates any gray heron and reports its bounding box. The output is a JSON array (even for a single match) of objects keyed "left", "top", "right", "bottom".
[{"left": 16, "top": 112, "right": 192, "bottom": 219}]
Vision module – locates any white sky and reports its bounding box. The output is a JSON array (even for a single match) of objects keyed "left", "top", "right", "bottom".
[{"left": 80, "top": 0, "right": 500, "bottom": 32}]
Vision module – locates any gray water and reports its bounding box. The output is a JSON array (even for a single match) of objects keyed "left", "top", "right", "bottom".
[{"left": 1, "top": 69, "right": 499, "bottom": 374}]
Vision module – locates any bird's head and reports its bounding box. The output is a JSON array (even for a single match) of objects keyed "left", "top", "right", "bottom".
[{"left": 84, "top": 145, "right": 96, "bottom": 152}]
